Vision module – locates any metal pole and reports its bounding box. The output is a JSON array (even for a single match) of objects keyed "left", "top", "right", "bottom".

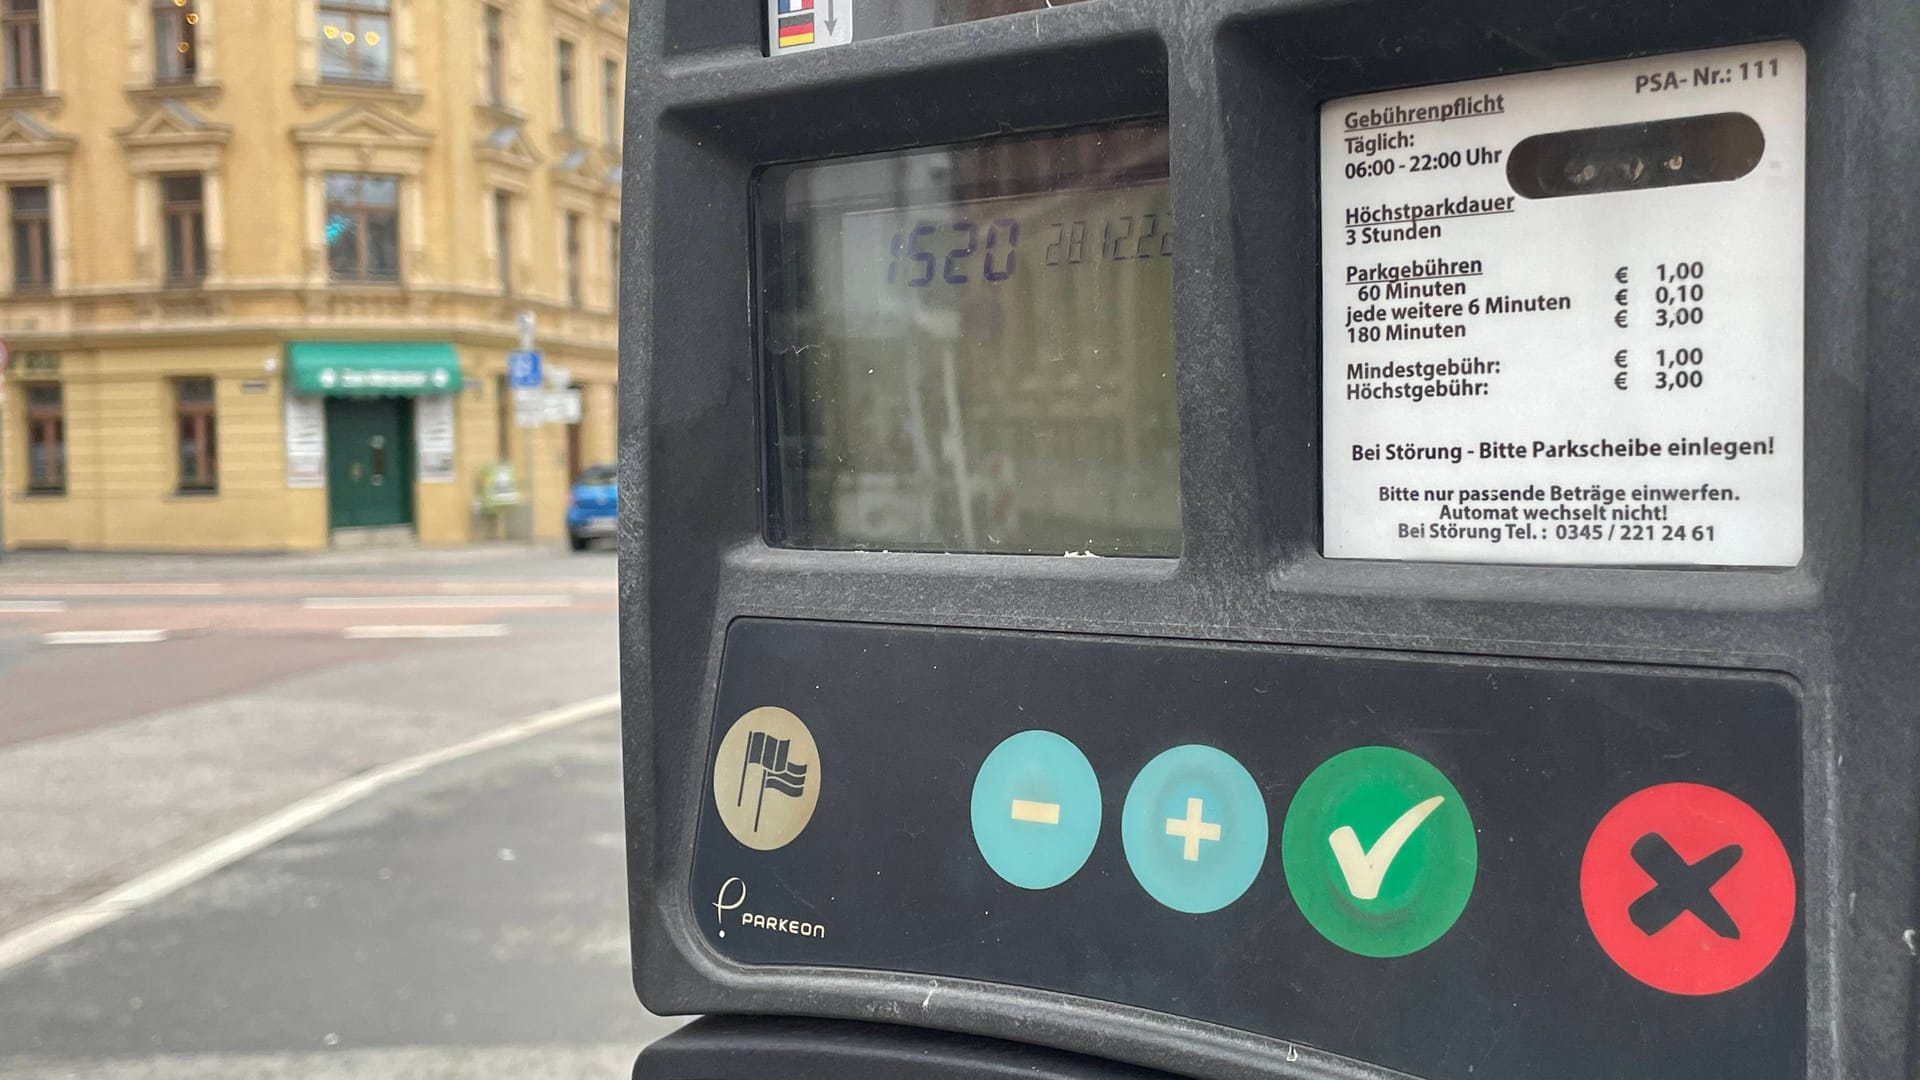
[
  {"left": 517, "top": 312, "right": 537, "bottom": 544},
  {"left": 0, "top": 342, "right": 10, "bottom": 562},
  {"left": 0, "top": 380, "right": 7, "bottom": 563},
  {"left": 522, "top": 409, "right": 536, "bottom": 543}
]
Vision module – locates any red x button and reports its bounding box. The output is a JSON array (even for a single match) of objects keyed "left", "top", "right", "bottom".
[{"left": 1580, "top": 782, "right": 1795, "bottom": 996}]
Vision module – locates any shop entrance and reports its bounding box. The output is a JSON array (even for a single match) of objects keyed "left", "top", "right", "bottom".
[{"left": 326, "top": 397, "right": 414, "bottom": 530}]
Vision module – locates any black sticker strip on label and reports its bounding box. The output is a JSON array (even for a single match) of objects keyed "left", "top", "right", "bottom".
[
  {"left": 691, "top": 618, "right": 1805, "bottom": 1080},
  {"left": 1321, "top": 43, "right": 1806, "bottom": 566}
]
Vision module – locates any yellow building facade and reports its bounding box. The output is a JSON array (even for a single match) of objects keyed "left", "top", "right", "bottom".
[{"left": 0, "top": 0, "right": 625, "bottom": 551}]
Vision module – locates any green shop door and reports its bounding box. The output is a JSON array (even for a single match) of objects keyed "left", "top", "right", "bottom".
[{"left": 326, "top": 398, "right": 414, "bottom": 529}]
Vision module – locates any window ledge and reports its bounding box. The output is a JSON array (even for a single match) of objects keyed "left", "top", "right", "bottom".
[
  {"left": 170, "top": 490, "right": 220, "bottom": 500},
  {"left": 126, "top": 81, "right": 223, "bottom": 106},
  {"left": 0, "top": 90, "right": 62, "bottom": 115},
  {"left": 326, "top": 279, "right": 407, "bottom": 291},
  {"left": 594, "top": 1, "right": 626, "bottom": 31},
  {"left": 21, "top": 490, "right": 67, "bottom": 500},
  {"left": 294, "top": 80, "right": 425, "bottom": 111},
  {"left": 477, "top": 101, "right": 528, "bottom": 127}
]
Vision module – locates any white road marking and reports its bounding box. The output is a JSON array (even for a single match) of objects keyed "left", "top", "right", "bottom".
[
  {"left": 42, "top": 629, "right": 168, "bottom": 645},
  {"left": 1009, "top": 799, "right": 1061, "bottom": 824},
  {"left": 303, "top": 595, "right": 571, "bottom": 610},
  {"left": 0, "top": 583, "right": 226, "bottom": 597},
  {"left": 0, "top": 691, "right": 620, "bottom": 976},
  {"left": 342, "top": 624, "right": 510, "bottom": 639},
  {"left": 0, "top": 600, "right": 64, "bottom": 613}
]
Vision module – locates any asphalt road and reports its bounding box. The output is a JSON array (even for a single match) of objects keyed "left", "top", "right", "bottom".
[{"left": 0, "top": 547, "right": 680, "bottom": 1077}]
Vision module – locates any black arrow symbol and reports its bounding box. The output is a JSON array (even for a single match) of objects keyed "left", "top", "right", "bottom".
[{"left": 824, "top": 0, "right": 838, "bottom": 34}]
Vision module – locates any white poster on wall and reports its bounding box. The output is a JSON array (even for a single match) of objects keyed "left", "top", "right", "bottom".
[
  {"left": 285, "top": 395, "right": 326, "bottom": 489},
  {"left": 416, "top": 394, "right": 456, "bottom": 483}
]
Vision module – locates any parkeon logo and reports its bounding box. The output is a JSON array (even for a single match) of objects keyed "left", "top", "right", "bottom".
[
  {"left": 710, "top": 876, "right": 827, "bottom": 941},
  {"left": 713, "top": 876, "right": 747, "bottom": 933},
  {"left": 712, "top": 706, "right": 821, "bottom": 850}
]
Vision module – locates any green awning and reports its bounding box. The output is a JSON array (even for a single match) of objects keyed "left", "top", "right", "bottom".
[{"left": 287, "top": 342, "right": 463, "bottom": 396}]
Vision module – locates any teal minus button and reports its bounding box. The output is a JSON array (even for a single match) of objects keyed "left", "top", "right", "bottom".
[{"left": 970, "top": 730, "right": 1103, "bottom": 890}]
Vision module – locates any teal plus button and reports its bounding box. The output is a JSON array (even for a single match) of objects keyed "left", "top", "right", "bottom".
[
  {"left": 1122, "top": 745, "right": 1268, "bottom": 913},
  {"left": 970, "top": 730, "right": 1103, "bottom": 890}
]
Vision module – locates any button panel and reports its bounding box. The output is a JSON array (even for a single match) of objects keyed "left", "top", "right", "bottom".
[{"left": 691, "top": 619, "right": 1803, "bottom": 1080}]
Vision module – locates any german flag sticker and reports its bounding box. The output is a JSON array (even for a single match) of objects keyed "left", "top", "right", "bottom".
[{"left": 776, "top": 13, "right": 814, "bottom": 48}]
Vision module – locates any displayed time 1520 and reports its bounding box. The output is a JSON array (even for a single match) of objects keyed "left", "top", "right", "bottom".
[
  {"left": 884, "top": 210, "right": 1172, "bottom": 287},
  {"left": 887, "top": 219, "right": 1018, "bottom": 287}
]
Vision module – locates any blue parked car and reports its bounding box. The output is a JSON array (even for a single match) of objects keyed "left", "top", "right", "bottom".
[{"left": 565, "top": 464, "right": 618, "bottom": 551}]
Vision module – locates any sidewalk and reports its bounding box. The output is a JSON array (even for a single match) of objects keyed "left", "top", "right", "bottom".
[
  {"left": 0, "top": 712, "right": 675, "bottom": 1077},
  {"left": 0, "top": 543, "right": 606, "bottom": 584},
  {"left": 0, "top": 637, "right": 621, "bottom": 939}
]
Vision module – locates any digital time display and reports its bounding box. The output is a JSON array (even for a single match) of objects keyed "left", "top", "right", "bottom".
[
  {"left": 757, "top": 122, "right": 1180, "bottom": 556},
  {"left": 877, "top": 207, "right": 1172, "bottom": 288}
]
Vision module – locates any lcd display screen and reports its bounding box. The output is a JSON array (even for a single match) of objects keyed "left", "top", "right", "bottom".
[{"left": 757, "top": 122, "right": 1180, "bottom": 556}]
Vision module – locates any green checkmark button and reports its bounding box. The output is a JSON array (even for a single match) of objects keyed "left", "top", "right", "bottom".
[{"left": 1281, "top": 746, "right": 1477, "bottom": 957}]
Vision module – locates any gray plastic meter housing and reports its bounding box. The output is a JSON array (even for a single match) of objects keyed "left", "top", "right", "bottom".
[{"left": 617, "top": 2, "right": 1920, "bottom": 1079}]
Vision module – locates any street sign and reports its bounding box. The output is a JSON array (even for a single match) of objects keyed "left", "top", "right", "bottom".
[
  {"left": 545, "top": 388, "right": 582, "bottom": 425},
  {"left": 507, "top": 350, "right": 543, "bottom": 390},
  {"left": 513, "top": 387, "right": 545, "bottom": 429}
]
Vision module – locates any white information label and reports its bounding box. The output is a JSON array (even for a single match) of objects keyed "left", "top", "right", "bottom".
[
  {"left": 285, "top": 394, "right": 326, "bottom": 490},
  {"left": 415, "top": 395, "right": 456, "bottom": 484},
  {"left": 1322, "top": 43, "right": 1805, "bottom": 566}
]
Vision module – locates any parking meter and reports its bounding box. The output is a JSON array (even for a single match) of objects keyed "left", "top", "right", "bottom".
[{"left": 620, "top": 2, "right": 1920, "bottom": 1079}]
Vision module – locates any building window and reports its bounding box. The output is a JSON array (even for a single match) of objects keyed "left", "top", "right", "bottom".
[
  {"left": 10, "top": 183, "right": 50, "bottom": 291},
  {"left": 564, "top": 211, "right": 582, "bottom": 307},
  {"left": 2, "top": 0, "right": 40, "bottom": 94},
  {"left": 602, "top": 57, "right": 619, "bottom": 146},
  {"left": 174, "top": 377, "right": 217, "bottom": 493},
  {"left": 608, "top": 220, "right": 620, "bottom": 301},
  {"left": 325, "top": 173, "right": 400, "bottom": 282},
  {"left": 483, "top": 5, "right": 504, "bottom": 106},
  {"left": 23, "top": 381, "right": 61, "bottom": 494},
  {"left": 318, "top": 0, "right": 391, "bottom": 85},
  {"left": 494, "top": 190, "right": 512, "bottom": 294},
  {"left": 555, "top": 39, "right": 575, "bottom": 134},
  {"left": 153, "top": 0, "right": 198, "bottom": 83},
  {"left": 162, "top": 175, "right": 207, "bottom": 286}
]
